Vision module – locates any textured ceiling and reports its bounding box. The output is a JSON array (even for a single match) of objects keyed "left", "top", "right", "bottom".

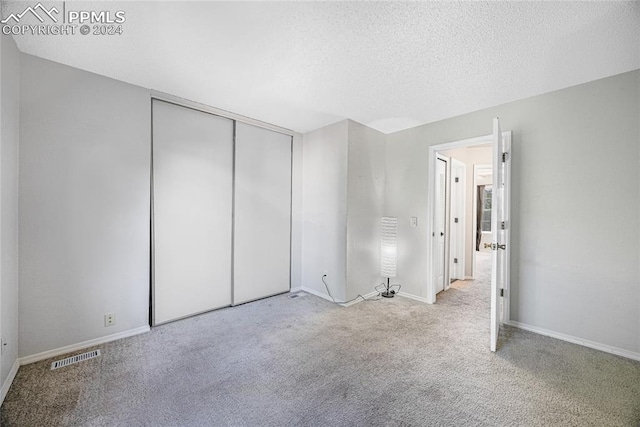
[{"left": 4, "top": 1, "right": 640, "bottom": 134}]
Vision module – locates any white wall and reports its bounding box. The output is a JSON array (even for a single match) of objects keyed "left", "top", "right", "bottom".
[
  {"left": 301, "top": 120, "right": 349, "bottom": 300},
  {"left": 1, "top": 35, "right": 20, "bottom": 397},
  {"left": 384, "top": 130, "right": 431, "bottom": 300},
  {"left": 386, "top": 70, "right": 640, "bottom": 353},
  {"left": 19, "top": 55, "right": 151, "bottom": 358},
  {"left": 441, "top": 145, "right": 492, "bottom": 277},
  {"left": 302, "top": 120, "right": 386, "bottom": 302},
  {"left": 346, "top": 120, "right": 386, "bottom": 299}
]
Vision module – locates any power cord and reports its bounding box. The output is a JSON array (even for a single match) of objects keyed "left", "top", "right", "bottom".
[
  {"left": 321, "top": 274, "right": 385, "bottom": 305},
  {"left": 376, "top": 282, "right": 402, "bottom": 296}
]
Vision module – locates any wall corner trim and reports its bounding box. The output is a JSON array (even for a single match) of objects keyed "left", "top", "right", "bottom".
[
  {"left": 397, "top": 292, "right": 433, "bottom": 304},
  {"left": 299, "top": 286, "right": 336, "bottom": 303},
  {"left": 505, "top": 320, "right": 640, "bottom": 362},
  {"left": 19, "top": 326, "right": 151, "bottom": 366},
  {"left": 0, "top": 359, "right": 20, "bottom": 405}
]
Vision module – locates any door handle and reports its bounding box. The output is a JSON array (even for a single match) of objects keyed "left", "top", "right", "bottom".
[{"left": 484, "top": 243, "right": 506, "bottom": 250}]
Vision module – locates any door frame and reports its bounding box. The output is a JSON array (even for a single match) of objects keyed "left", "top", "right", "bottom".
[{"left": 426, "top": 131, "right": 511, "bottom": 320}]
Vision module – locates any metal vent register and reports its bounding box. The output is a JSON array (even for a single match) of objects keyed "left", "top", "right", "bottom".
[{"left": 51, "top": 350, "right": 101, "bottom": 370}]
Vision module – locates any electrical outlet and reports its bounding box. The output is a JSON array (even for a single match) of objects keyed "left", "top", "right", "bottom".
[
  {"left": 411, "top": 217, "right": 418, "bottom": 227},
  {"left": 104, "top": 312, "right": 116, "bottom": 327}
]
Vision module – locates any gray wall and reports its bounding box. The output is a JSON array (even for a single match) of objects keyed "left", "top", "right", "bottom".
[
  {"left": 10, "top": 50, "right": 640, "bottom": 360},
  {"left": 301, "top": 120, "right": 349, "bottom": 300},
  {"left": 19, "top": 55, "right": 151, "bottom": 357},
  {"left": 1, "top": 35, "right": 20, "bottom": 393},
  {"left": 386, "top": 70, "right": 640, "bottom": 353},
  {"left": 346, "top": 120, "right": 386, "bottom": 300}
]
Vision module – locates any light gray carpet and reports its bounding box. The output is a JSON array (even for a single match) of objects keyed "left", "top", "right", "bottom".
[{"left": 2, "top": 257, "right": 639, "bottom": 426}]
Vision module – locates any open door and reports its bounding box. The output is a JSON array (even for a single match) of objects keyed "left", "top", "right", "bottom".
[{"left": 490, "top": 117, "right": 510, "bottom": 351}]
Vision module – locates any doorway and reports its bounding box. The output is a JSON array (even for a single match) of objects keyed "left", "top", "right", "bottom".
[
  {"left": 426, "top": 122, "right": 511, "bottom": 351},
  {"left": 434, "top": 144, "right": 492, "bottom": 296}
]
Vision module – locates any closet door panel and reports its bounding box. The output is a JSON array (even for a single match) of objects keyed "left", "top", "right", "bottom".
[
  {"left": 152, "top": 100, "right": 233, "bottom": 324},
  {"left": 234, "top": 123, "right": 292, "bottom": 304}
]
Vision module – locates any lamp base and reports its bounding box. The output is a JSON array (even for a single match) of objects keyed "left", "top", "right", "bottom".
[{"left": 381, "top": 291, "right": 395, "bottom": 298}]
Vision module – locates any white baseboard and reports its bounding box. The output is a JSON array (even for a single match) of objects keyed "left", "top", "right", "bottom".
[
  {"left": 300, "top": 286, "right": 334, "bottom": 303},
  {"left": 1, "top": 358, "right": 20, "bottom": 405},
  {"left": 299, "top": 287, "right": 378, "bottom": 307},
  {"left": 341, "top": 291, "right": 379, "bottom": 307},
  {"left": 397, "top": 292, "right": 433, "bottom": 304},
  {"left": 505, "top": 320, "right": 640, "bottom": 362},
  {"left": 19, "top": 326, "right": 151, "bottom": 366},
  {"left": 290, "top": 286, "right": 303, "bottom": 293}
]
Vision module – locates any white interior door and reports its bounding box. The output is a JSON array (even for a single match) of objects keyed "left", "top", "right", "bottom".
[
  {"left": 152, "top": 100, "right": 234, "bottom": 325},
  {"left": 435, "top": 156, "right": 447, "bottom": 294},
  {"left": 0, "top": 286, "right": 2, "bottom": 378},
  {"left": 449, "top": 158, "right": 466, "bottom": 281},
  {"left": 490, "top": 117, "right": 510, "bottom": 351},
  {"left": 233, "top": 123, "right": 292, "bottom": 305}
]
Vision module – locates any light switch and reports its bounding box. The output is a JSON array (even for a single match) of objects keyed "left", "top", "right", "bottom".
[{"left": 411, "top": 217, "right": 418, "bottom": 227}]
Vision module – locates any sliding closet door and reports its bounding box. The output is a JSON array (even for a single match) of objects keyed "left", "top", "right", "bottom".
[
  {"left": 234, "top": 123, "right": 292, "bottom": 304},
  {"left": 152, "top": 100, "right": 233, "bottom": 324}
]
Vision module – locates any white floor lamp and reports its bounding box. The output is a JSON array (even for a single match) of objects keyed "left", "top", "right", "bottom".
[{"left": 381, "top": 217, "right": 398, "bottom": 298}]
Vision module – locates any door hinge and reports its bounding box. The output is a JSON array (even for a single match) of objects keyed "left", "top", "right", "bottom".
[
  {"left": 502, "top": 152, "right": 509, "bottom": 162},
  {"left": 500, "top": 221, "right": 505, "bottom": 230},
  {"left": 455, "top": 177, "right": 459, "bottom": 183},
  {"left": 500, "top": 289, "right": 504, "bottom": 297},
  {"left": 454, "top": 217, "right": 459, "bottom": 223},
  {"left": 453, "top": 258, "right": 458, "bottom": 264}
]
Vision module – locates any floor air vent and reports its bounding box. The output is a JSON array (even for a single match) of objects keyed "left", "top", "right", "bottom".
[{"left": 51, "top": 349, "right": 101, "bottom": 370}]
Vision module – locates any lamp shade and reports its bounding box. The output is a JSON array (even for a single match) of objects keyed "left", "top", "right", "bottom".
[{"left": 381, "top": 217, "right": 398, "bottom": 278}]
